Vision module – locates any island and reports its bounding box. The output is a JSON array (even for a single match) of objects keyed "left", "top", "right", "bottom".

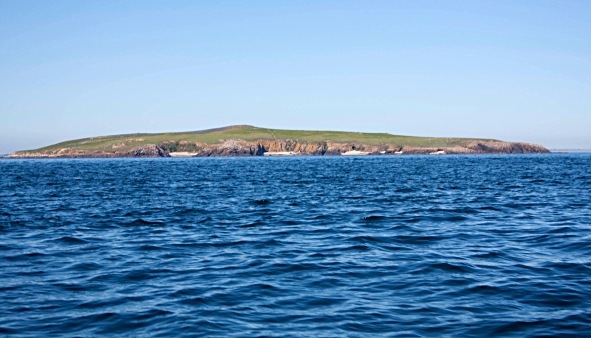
[{"left": 4, "top": 125, "right": 550, "bottom": 158}]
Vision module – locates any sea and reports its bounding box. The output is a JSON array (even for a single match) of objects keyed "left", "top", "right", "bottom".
[{"left": 1, "top": 154, "right": 590, "bottom": 337}]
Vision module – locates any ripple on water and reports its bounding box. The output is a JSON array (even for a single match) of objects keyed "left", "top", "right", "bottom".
[{"left": 0, "top": 154, "right": 590, "bottom": 336}]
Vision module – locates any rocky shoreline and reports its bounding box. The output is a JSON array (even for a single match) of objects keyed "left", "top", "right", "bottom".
[{"left": 5, "top": 139, "right": 550, "bottom": 158}]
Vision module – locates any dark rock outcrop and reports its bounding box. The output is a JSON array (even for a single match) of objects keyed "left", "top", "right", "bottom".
[{"left": 126, "top": 144, "right": 168, "bottom": 157}]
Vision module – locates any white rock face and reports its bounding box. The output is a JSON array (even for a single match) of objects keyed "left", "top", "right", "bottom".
[
  {"left": 263, "top": 152, "right": 299, "bottom": 156},
  {"left": 169, "top": 152, "right": 198, "bottom": 157},
  {"left": 341, "top": 150, "right": 370, "bottom": 156}
]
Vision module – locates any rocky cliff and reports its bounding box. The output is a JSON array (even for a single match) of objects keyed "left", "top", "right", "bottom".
[{"left": 6, "top": 138, "right": 550, "bottom": 158}]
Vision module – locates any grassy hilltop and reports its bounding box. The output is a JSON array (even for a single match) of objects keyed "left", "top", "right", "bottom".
[{"left": 26, "top": 125, "right": 485, "bottom": 153}]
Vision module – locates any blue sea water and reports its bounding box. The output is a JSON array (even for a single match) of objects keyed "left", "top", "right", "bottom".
[{"left": 1, "top": 154, "right": 591, "bottom": 337}]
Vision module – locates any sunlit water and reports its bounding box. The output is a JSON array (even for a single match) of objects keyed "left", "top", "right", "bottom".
[{"left": 1, "top": 155, "right": 590, "bottom": 337}]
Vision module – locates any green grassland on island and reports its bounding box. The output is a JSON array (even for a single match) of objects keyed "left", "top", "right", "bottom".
[{"left": 23, "top": 125, "right": 493, "bottom": 153}]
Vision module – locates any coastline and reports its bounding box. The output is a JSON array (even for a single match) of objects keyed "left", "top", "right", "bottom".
[
  {"left": 4, "top": 139, "right": 551, "bottom": 159},
  {"left": 3, "top": 126, "right": 552, "bottom": 159}
]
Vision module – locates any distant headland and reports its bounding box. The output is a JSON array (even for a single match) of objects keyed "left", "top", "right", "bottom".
[{"left": 4, "top": 125, "right": 550, "bottom": 158}]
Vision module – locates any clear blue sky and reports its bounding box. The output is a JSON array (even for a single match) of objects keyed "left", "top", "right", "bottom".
[{"left": 1, "top": 1, "right": 590, "bottom": 153}]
